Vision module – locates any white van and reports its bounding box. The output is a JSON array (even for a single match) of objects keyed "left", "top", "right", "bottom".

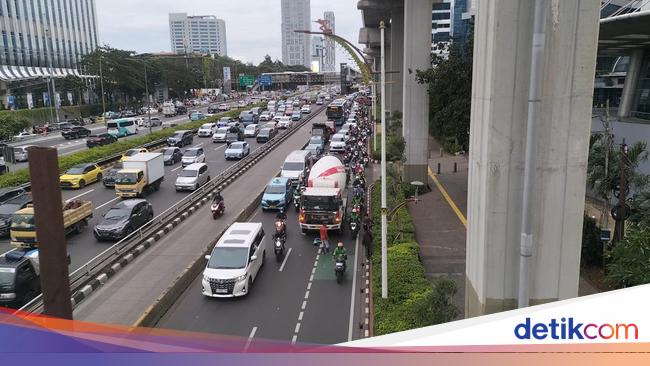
[
  {"left": 202, "top": 222, "right": 266, "bottom": 297},
  {"left": 281, "top": 150, "right": 313, "bottom": 185}
]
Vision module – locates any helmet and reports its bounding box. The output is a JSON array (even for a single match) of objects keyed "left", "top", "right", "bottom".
[{"left": 337, "top": 242, "right": 344, "bottom": 248}]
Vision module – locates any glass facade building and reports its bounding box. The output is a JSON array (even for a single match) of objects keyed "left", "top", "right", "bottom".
[{"left": 0, "top": 0, "right": 99, "bottom": 80}]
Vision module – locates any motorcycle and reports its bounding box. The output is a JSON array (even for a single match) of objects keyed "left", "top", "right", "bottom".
[
  {"left": 293, "top": 186, "right": 305, "bottom": 212},
  {"left": 211, "top": 200, "right": 225, "bottom": 219},
  {"left": 273, "top": 234, "right": 286, "bottom": 261},
  {"left": 275, "top": 216, "right": 287, "bottom": 238},
  {"left": 335, "top": 255, "right": 347, "bottom": 284}
]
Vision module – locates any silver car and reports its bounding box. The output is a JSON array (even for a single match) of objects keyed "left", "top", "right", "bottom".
[
  {"left": 175, "top": 163, "right": 210, "bottom": 191},
  {"left": 13, "top": 146, "right": 33, "bottom": 162}
]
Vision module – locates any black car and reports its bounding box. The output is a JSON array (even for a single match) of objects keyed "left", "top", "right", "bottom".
[
  {"left": 62, "top": 126, "right": 91, "bottom": 139},
  {"left": 256, "top": 128, "right": 275, "bottom": 143},
  {"left": 176, "top": 105, "right": 188, "bottom": 115},
  {"left": 0, "top": 187, "right": 31, "bottom": 237},
  {"left": 225, "top": 126, "right": 244, "bottom": 146},
  {"left": 0, "top": 254, "right": 40, "bottom": 309},
  {"left": 167, "top": 130, "right": 193, "bottom": 147},
  {"left": 93, "top": 199, "right": 154, "bottom": 241},
  {"left": 207, "top": 105, "right": 219, "bottom": 114},
  {"left": 162, "top": 147, "right": 183, "bottom": 165},
  {"left": 102, "top": 162, "right": 123, "bottom": 188},
  {"left": 86, "top": 133, "right": 118, "bottom": 148}
]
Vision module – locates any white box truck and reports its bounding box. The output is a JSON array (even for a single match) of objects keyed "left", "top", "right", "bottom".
[
  {"left": 299, "top": 155, "right": 348, "bottom": 233},
  {"left": 162, "top": 102, "right": 176, "bottom": 118},
  {"left": 115, "top": 153, "right": 165, "bottom": 198}
]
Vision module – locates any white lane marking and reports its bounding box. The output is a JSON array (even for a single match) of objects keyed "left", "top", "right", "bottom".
[
  {"left": 195, "top": 143, "right": 204, "bottom": 148},
  {"left": 95, "top": 197, "right": 120, "bottom": 210},
  {"left": 291, "top": 335, "right": 297, "bottom": 345},
  {"left": 307, "top": 282, "right": 311, "bottom": 290},
  {"left": 243, "top": 326, "right": 257, "bottom": 352},
  {"left": 278, "top": 247, "right": 292, "bottom": 272},
  {"left": 171, "top": 165, "right": 183, "bottom": 172},
  {"left": 298, "top": 311, "right": 304, "bottom": 321},
  {"left": 66, "top": 189, "right": 95, "bottom": 201},
  {"left": 214, "top": 144, "right": 226, "bottom": 151},
  {"left": 304, "top": 290, "right": 309, "bottom": 300},
  {"left": 301, "top": 300, "right": 307, "bottom": 310},
  {"left": 294, "top": 323, "right": 301, "bottom": 333},
  {"left": 1, "top": 248, "right": 16, "bottom": 257},
  {"left": 348, "top": 234, "right": 361, "bottom": 341}
]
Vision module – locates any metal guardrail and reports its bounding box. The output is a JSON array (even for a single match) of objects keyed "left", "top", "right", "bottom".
[{"left": 19, "top": 105, "right": 326, "bottom": 314}]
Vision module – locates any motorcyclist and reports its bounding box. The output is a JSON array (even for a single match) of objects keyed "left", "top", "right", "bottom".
[
  {"left": 212, "top": 190, "right": 223, "bottom": 204},
  {"left": 332, "top": 242, "right": 348, "bottom": 260},
  {"left": 275, "top": 211, "right": 287, "bottom": 238}
]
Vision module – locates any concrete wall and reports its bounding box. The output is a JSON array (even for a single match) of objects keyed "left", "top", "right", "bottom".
[{"left": 465, "top": 0, "right": 600, "bottom": 317}]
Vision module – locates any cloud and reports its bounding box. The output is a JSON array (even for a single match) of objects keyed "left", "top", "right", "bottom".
[{"left": 96, "top": 0, "right": 363, "bottom": 65}]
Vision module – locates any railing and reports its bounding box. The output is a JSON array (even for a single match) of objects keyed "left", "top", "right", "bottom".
[{"left": 19, "top": 105, "right": 326, "bottom": 314}]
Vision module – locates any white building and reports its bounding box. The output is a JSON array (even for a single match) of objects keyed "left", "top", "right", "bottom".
[
  {"left": 281, "top": 0, "right": 311, "bottom": 68},
  {"left": 0, "top": 0, "right": 99, "bottom": 77},
  {"left": 169, "top": 13, "right": 227, "bottom": 57},
  {"left": 431, "top": 0, "right": 453, "bottom": 57},
  {"left": 323, "top": 11, "right": 336, "bottom": 72}
]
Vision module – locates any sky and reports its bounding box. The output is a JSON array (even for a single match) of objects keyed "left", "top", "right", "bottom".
[{"left": 96, "top": 0, "right": 364, "bottom": 66}]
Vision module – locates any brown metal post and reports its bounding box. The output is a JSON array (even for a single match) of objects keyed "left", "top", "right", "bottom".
[{"left": 27, "top": 147, "right": 73, "bottom": 319}]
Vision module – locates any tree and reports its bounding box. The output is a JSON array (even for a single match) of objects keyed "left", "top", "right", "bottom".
[
  {"left": 416, "top": 31, "right": 473, "bottom": 153},
  {"left": 606, "top": 225, "right": 650, "bottom": 288},
  {"left": 0, "top": 112, "right": 30, "bottom": 140}
]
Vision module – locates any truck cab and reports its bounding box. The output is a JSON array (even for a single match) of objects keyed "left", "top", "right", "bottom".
[
  {"left": 114, "top": 169, "right": 145, "bottom": 198},
  {"left": 0, "top": 254, "right": 39, "bottom": 309}
]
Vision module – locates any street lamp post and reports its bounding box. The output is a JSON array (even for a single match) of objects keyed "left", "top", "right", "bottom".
[
  {"left": 99, "top": 54, "right": 106, "bottom": 119},
  {"left": 44, "top": 27, "right": 60, "bottom": 124},
  {"left": 143, "top": 58, "right": 152, "bottom": 134},
  {"left": 380, "top": 20, "right": 388, "bottom": 299}
]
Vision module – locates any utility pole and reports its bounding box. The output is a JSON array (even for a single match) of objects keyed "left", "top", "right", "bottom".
[
  {"left": 27, "top": 147, "right": 73, "bottom": 319},
  {"left": 99, "top": 53, "right": 106, "bottom": 118},
  {"left": 380, "top": 20, "right": 388, "bottom": 299},
  {"left": 612, "top": 139, "right": 629, "bottom": 243}
]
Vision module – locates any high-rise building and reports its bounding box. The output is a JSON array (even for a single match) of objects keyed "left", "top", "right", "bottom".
[
  {"left": 0, "top": 0, "right": 100, "bottom": 77},
  {"left": 311, "top": 36, "right": 323, "bottom": 71},
  {"left": 169, "top": 13, "right": 227, "bottom": 56},
  {"left": 431, "top": 0, "right": 453, "bottom": 57},
  {"left": 322, "top": 11, "right": 336, "bottom": 72},
  {"left": 281, "top": 0, "right": 311, "bottom": 68}
]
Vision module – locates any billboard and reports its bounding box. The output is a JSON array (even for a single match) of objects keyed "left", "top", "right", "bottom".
[{"left": 223, "top": 67, "right": 231, "bottom": 81}]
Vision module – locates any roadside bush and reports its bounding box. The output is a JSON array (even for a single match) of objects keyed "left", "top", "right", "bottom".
[
  {"left": 605, "top": 225, "right": 650, "bottom": 288},
  {"left": 370, "top": 177, "right": 458, "bottom": 335},
  {"left": 581, "top": 215, "right": 603, "bottom": 268}
]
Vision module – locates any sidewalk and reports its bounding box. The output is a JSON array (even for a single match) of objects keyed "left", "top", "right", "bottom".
[
  {"left": 408, "top": 137, "right": 468, "bottom": 318},
  {"left": 408, "top": 136, "right": 600, "bottom": 319}
]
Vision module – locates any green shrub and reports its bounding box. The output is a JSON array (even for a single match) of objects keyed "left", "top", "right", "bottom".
[
  {"left": 605, "top": 225, "right": 650, "bottom": 288},
  {"left": 370, "top": 177, "right": 458, "bottom": 335}
]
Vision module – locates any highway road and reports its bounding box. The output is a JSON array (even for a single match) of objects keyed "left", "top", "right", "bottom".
[
  {"left": 157, "top": 205, "right": 359, "bottom": 345},
  {"left": 69, "top": 104, "right": 365, "bottom": 345},
  {"left": 5, "top": 100, "right": 244, "bottom": 171},
  {"left": 0, "top": 112, "right": 286, "bottom": 268}
]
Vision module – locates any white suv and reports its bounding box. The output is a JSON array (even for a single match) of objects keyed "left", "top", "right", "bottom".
[{"left": 202, "top": 222, "right": 266, "bottom": 297}]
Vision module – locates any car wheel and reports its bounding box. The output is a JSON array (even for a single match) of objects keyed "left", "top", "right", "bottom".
[
  {"left": 248, "top": 277, "right": 254, "bottom": 292},
  {"left": 78, "top": 179, "right": 86, "bottom": 188}
]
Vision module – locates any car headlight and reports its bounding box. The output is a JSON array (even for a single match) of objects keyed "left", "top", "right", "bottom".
[
  {"left": 203, "top": 275, "right": 210, "bottom": 282},
  {"left": 0, "top": 293, "right": 16, "bottom": 300},
  {"left": 235, "top": 274, "right": 247, "bottom": 282}
]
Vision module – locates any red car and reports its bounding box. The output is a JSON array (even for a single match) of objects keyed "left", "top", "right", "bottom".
[
  {"left": 86, "top": 133, "right": 117, "bottom": 148},
  {"left": 284, "top": 108, "right": 293, "bottom": 116}
]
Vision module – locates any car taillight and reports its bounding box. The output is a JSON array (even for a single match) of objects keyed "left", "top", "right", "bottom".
[
  {"left": 299, "top": 210, "right": 305, "bottom": 223},
  {"left": 335, "top": 212, "right": 341, "bottom": 223}
]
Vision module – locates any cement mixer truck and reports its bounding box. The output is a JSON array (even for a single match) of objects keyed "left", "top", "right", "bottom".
[{"left": 299, "top": 155, "right": 348, "bottom": 234}]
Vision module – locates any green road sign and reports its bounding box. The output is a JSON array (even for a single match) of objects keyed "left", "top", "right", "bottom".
[{"left": 239, "top": 75, "right": 254, "bottom": 87}]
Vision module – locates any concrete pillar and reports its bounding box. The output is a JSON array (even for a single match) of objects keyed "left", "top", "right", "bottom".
[
  {"left": 402, "top": 0, "right": 431, "bottom": 183},
  {"left": 465, "top": 0, "right": 600, "bottom": 317},
  {"left": 618, "top": 49, "right": 644, "bottom": 119},
  {"left": 390, "top": 7, "right": 404, "bottom": 116}
]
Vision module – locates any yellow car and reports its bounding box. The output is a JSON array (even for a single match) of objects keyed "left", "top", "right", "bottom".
[
  {"left": 60, "top": 163, "right": 103, "bottom": 189},
  {"left": 120, "top": 148, "right": 149, "bottom": 162}
]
